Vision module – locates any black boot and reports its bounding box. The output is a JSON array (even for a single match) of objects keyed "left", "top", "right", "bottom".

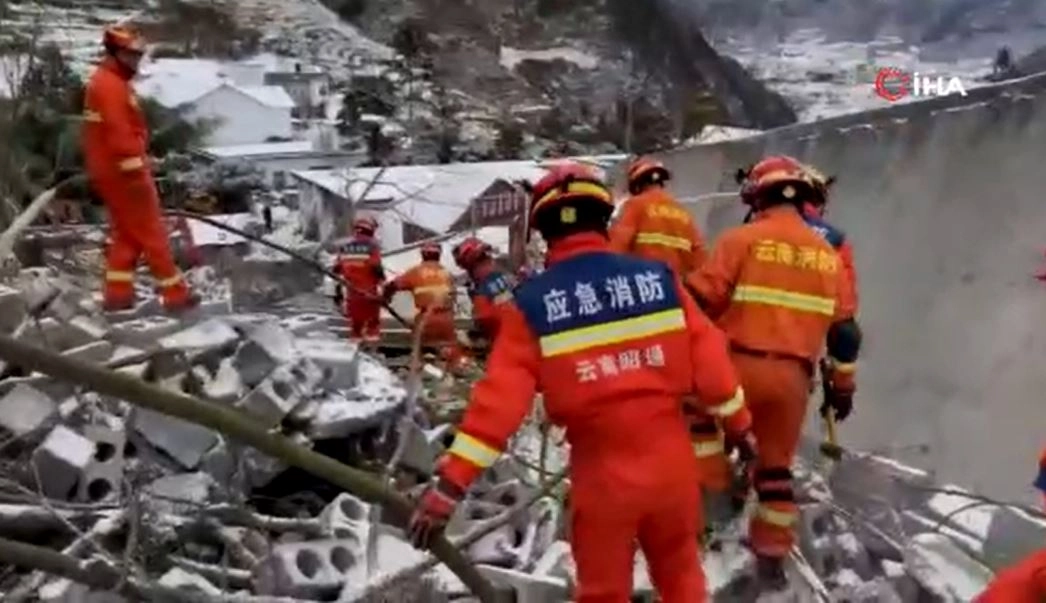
[{"left": 756, "top": 554, "right": 788, "bottom": 591}]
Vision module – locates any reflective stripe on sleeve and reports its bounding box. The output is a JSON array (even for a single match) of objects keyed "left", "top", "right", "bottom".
[
  {"left": 118, "top": 156, "right": 145, "bottom": 171},
  {"left": 157, "top": 273, "right": 183, "bottom": 288},
  {"left": 828, "top": 358, "right": 856, "bottom": 374},
  {"left": 83, "top": 110, "right": 102, "bottom": 122},
  {"left": 105, "top": 270, "right": 134, "bottom": 282},
  {"left": 732, "top": 284, "right": 835, "bottom": 316},
  {"left": 693, "top": 439, "right": 724, "bottom": 457},
  {"left": 414, "top": 285, "right": 450, "bottom": 296},
  {"left": 493, "top": 291, "right": 513, "bottom": 304},
  {"left": 635, "top": 232, "right": 692, "bottom": 250},
  {"left": 707, "top": 386, "right": 744, "bottom": 418},
  {"left": 756, "top": 504, "right": 798, "bottom": 527},
  {"left": 447, "top": 432, "right": 501, "bottom": 468},
  {"left": 539, "top": 308, "right": 685, "bottom": 357}
]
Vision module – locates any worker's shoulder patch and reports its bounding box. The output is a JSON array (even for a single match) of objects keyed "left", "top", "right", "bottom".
[
  {"left": 802, "top": 214, "right": 846, "bottom": 249},
  {"left": 513, "top": 252, "right": 681, "bottom": 337}
]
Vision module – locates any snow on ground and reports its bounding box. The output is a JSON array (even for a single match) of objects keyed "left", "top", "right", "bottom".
[
  {"left": 720, "top": 29, "right": 1000, "bottom": 121},
  {"left": 499, "top": 46, "right": 600, "bottom": 70}
]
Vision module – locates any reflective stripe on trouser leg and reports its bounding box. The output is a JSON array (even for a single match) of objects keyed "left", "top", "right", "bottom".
[
  {"left": 104, "top": 226, "right": 138, "bottom": 304},
  {"left": 689, "top": 417, "right": 730, "bottom": 492},
  {"left": 749, "top": 466, "right": 797, "bottom": 557}
]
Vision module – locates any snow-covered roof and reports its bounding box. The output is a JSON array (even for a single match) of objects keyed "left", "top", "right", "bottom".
[
  {"left": 134, "top": 57, "right": 295, "bottom": 109},
  {"left": 291, "top": 156, "right": 625, "bottom": 234},
  {"left": 184, "top": 213, "right": 254, "bottom": 247},
  {"left": 203, "top": 141, "right": 315, "bottom": 158},
  {"left": 292, "top": 161, "right": 547, "bottom": 234},
  {"left": 236, "top": 85, "right": 296, "bottom": 109}
]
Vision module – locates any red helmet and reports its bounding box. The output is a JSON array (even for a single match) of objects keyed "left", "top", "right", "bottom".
[
  {"left": 627, "top": 157, "right": 670, "bottom": 195},
  {"left": 102, "top": 24, "right": 145, "bottom": 54},
  {"left": 528, "top": 162, "right": 613, "bottom": 225},
  {"left": 737, "top": 155, "right": 816, "bottom": 207},
  {"left": 353, "top": 216, "right": 378, "bottom": 236},
  {"left": 452, "top": 237, "right": 492, "bottom": 270},
  {"left": 420, "top": 241, "right": 441, "bottom": 260}
]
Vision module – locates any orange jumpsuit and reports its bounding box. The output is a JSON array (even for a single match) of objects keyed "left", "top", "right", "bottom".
[
  {"left": 465, "top": 263, "right": 515, "bottom": 340},
  {"left": 82, "top": 57, "right": 190, "bottom": 308},
  {"left": 387, "top": 261, "right": 465, "bottom": 366},
  {"left": 687, "top": 205, "right": 857, "bottom": 558},
  {"left": 974, "top": 549, "right": 1046, "bottom": 602},
  {"left": 609, "top": 187, "right": 706, "bottom": 274},
  {"left": 439, "top": 233, "right": 752, "bottom": 602},
  {"left": 609, "top": 189, "right": 717, "bottom": 488},
  {"left": 334, "top": 235, "right": 384, "bottom": 342}
]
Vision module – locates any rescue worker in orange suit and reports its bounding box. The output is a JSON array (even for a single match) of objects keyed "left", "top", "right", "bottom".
[
  {"left": 409, "top": 162, "right": 758, "bottom": 602},
  {"left": 687, "top": 155, "right": 862, "bottom": 588},
  {"left": 383, "top": 242, "right": 467, "bottom": 370},
  {"left": 740, "top": 164, "right": 859, "bottom": 313},
  {"left": 333, "top": 217, "right": 385, "bottom": 343},
  {"left": 83, "top": 25, "right": 197, "bottom": 312},
  {"left": 974, "top": 446, "right": 1046, "bottom": 602},
  {"left": 452, "top": 237, "right": 516, "bottom": 343},
  {"left": 609, "top": 157, "right": 707, "bottom": 274}
]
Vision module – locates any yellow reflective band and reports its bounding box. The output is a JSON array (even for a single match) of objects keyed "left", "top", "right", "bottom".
[
  {"left": 732, "top": 284, "right": 835, "bottom": 316},
  {"left": 447, "top": 432, "right": 501, "bottom": 468},
  {"left": 829, "top": 359, "right": 856, "bottom": 374},
  {"left": 635, "top": 232, "right": 692, "bottom": 250},
  {"left": 534, "top": 181, "right": 612, "bottom": 213},
  {"left": 105, "top": 270, "right": 134, "bottom": 282},
  {"left": 539, "top": 308, "right": 685, "bottom": 357},
  {"left": 708, "top": 386, "right": 744, "bottom": 418},
  {"left": 83, "top": 110, "right": 102, "bottom": 123},
  {"left": 757, "top": 504, "right": 798, "bottom": 527},
  {"left": 157, "top": 273, "right": 183, "bottom": 288},
  {"left": 493, "top": 291, "right": 513, "bottom": 304},
  {"left": 692, "top": 439, "right": 724, "bottom": 457},
  {"left": 415, "top": 285, "right": 450, "bottom": 296},
  {"left": 118, "top": 156, "right": 145, "bottom": 171},
  {"left": 340, "top": 254, "right": 370, "bottom": 260}
]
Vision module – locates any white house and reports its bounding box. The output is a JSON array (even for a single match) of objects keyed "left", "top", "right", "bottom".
[
  {"left": 290, "top": 160, "right": 552, "bottom": 250},
  {"left": 197, "top": 141, "right": 366, "bottom": 188},
  {"left": 134, "top": 58, "right": 296, "bottom": 146},
  {"left": 263, "top": 63, "right": 329, "bottom": 117}
]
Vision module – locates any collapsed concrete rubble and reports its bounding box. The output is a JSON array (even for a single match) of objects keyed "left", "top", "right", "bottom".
[{"left": 0, "top": 267, "right": 1043, "bottom": 602}]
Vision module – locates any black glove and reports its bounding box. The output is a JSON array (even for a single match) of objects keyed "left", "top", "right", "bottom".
[
  {"left": 726, "top": 429, "right": 758, "bottom": 463},
  {"left": 820, "top": 384, "right": 854, "bottom": 422}
]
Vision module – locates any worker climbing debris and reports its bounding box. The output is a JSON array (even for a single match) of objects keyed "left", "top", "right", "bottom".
[
  {"left": 687, "top": 155, "right": 862, "bottom": 590},
  {"left": 409, "top": 162, "right": 756, "bottom": 602},
  {"left": 334, "top": 216, "right": 385, "bottom": 344},
  {"left": 974, "top": 445, "right": 1046, "bottom": 601},
  {"left": 82, "top": 24, "right": 198, "bottom": 313},
  {"left": 609, "top": 156, "right": 707, "bottom": 274},
  {"left": 384, "top": 241, "right": 468, "bottom": 372},
  {"left": 452, "top": 236, "right": 516, "bottom": 344}
]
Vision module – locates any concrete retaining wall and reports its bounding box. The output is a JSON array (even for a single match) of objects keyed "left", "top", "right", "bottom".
[{"left": 659, "top": 72, "right": 1046, "bottom": 502}]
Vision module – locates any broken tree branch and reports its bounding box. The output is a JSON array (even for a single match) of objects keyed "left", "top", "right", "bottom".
[{"left": 0, "top": 334, "right": 500, "bottom": 603}]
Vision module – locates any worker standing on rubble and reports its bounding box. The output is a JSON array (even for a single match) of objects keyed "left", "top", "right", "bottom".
[
  {"left": 452, "top": 237, "right": 516, "bottom": 343},
  {"left": 609, "top": 157, "right": 707, "bottom": 273},
  {"left": 409, "top": 162, "right": 757, "bottom": 602},
  {"left": 974, "top": 446, "right": 1046, "bottom": 601},
  {"left": 687, "top": 155, "right": 861, "bottom": 589},
  {"left": 383, "top": 242, "right": 467, "bottom": 371},
  {"left": 82, "top": 24, "right": 198, "bottom": 312},
  {"left": 334, "top": 217, "right": 385, "bottom": 344},
  {"left": 610, "top": 160, "right": 725, "bottom": 504}
]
